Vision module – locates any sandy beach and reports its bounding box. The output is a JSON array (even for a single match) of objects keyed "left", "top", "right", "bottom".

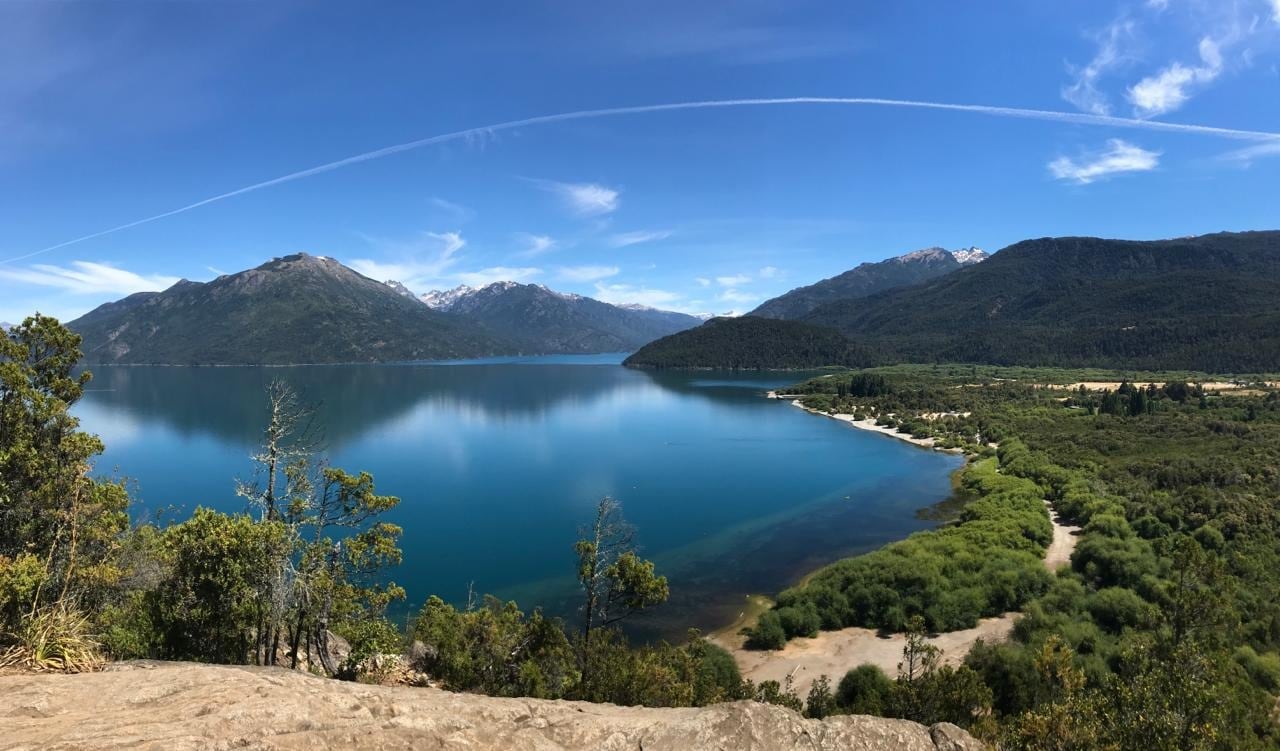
[
  {"left": 788, "top": 399, "right": 964, "bottom": 452},
  {"left": 715, "top": 481, "right": 1082, "bottom": 699}
]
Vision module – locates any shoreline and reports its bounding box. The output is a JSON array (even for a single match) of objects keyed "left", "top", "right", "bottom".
[
  {"left": 708, "top": 391, "right": 1079, "bottom": 698},
  {"left": 777, "top": 393, "right": 964, "bottom": 454}
]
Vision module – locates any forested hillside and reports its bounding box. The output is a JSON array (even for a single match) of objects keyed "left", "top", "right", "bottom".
[
  {"left": 69, "top": 254, "right": 510, "bottom": 364},
  {"left": 623, "top": 317, "right": 851, "bottom": 369},
  {"left": 628, "top": 231, "right": 1280, "bottom": 372}
]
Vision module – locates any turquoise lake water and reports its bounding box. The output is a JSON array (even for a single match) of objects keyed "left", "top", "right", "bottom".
[{"left": 73, "top": 357, "right": 962, "bottom": 639}]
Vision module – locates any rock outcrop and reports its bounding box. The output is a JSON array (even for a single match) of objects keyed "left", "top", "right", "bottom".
[{"left": 1, "top": 661, "right": 983, "bottom": 750}]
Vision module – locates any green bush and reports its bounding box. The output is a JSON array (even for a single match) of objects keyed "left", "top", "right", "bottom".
[{"left": 837, "top": 663, "right": 894, "bottom": 715}]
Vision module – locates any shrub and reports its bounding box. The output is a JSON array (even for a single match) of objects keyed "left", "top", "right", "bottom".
[{"left": 837, "top": 663, "right": 895, "bottom": 715}]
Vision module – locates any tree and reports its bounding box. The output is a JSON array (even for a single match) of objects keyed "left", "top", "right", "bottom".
[
  {"left": 0, "top": 316, "right": 128, "bottom": 665},
  {"left": 574, "top": 496, "right": 668, "bottom": 691}
]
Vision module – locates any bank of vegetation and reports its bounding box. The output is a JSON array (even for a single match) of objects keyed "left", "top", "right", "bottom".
[{"left": 743, "top": 364, "right": 1280, "bottom": 748}]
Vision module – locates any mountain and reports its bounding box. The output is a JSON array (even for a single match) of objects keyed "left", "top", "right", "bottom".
[
  {"left": 419, "top": 281, "right": 702, "bottom": 354},
  {"left": 384, "top": 280, "right": 418, "bottom": 300},
  {"left": 420, "top": 284, "right": 476, "bottom": 309},
  {"left": 68, "top": 254, "right": 510, "bottom": 365},
  {"left": 803, "top": 231, "right": 1280, "bottom": 371},
  {"left": 750, "top": 246, "right": 986, "bottom": 320},
  {"left": 627, "top": 231, "right": 1280, "bottom": 372},
  {"left": 623, "top": 316, "right": 850, "bottom": 370}
]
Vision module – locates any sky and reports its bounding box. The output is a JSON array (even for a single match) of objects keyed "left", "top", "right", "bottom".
[{"left": 2, "top": 0, "right": 1279, "bottom": 323}]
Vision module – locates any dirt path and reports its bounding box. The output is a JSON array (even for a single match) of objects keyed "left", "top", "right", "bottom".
[{"left": 717, "top": 500, "right": 1082, "bottom": 699}]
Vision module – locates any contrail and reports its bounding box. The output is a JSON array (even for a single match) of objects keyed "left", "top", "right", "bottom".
[{"left": 7, "top": 96, "right": 1279, "bottom": 265}]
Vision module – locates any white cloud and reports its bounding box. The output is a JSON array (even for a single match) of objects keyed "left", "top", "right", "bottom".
[
  {"left": 455, "top": 266, "right": 542, "bottom": 287},
  {"left": 0, "top": 261, "right": 181, "bottom": 295},
  {"left": 718, "top": 288, "right": 760, "bottom": 305},
  {"left": 1272, "top": 0, "right": 1280, "bottom": 23},
  {"left": 592, "top": 282, "right": 687, "bottom": 310},
  {"left": 536, "top": 180, "right": 620, "bottom": 216},
  {"left": 1219, "top": 138, "right": 1280, "bottom": 164},
  {"left": 1127, "top": 37, "right": 1224, "bottom": 116},
  {"left": 758, "top": 265, "right": 780, "bottom": 279},
  {"left": 1147, "top": 0, "right": 1169, "bottom": 11},
  {"left": 428, "top": 197, "right": 474, "bottom": 222},
  {"left": 695, "top": 277, "right": 711, "bottom": 287},
  {"left": 514, "top": 233, "right": 557, "bottom": 257},
  {"left": 557, "top": 265, "right": 620, "bottom": 282},
  {"left": 607, "top": 230, "right": 671, "bottom": 248},
  {"left": 348, "top": 230, "right": 466, "bottom": 288},
  {"left": 1048, "top": 139, "right": 1161, "bottom": 184},
  {"left": 1062, "top": 17, "right": 1134, "bottom": 115},
  {"left": 716, "top": 274, "right": 751, "bottom": 287}
]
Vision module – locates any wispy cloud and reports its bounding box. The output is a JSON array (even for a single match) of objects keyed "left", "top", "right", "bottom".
[
  {"left": 607, "top": 230, "right": 671, "bottom": 248},
  {"left": 592, "top": 282, "right": 686, "bottom": 311},
  {"left": 758, "top": 265, "right": 780, "bottom": 279},
  {"left": 0, "top": 261, "right": 180, "bottom": 295},
  {"left": 428, "top": 197, "right": 475, "bottom": 222},
  {"left": 1062, "top": 17, "right": 1135, "bottom": 115},
  {"left": 695, "top": 277, "right": 711, "bottom": 287},
  {"left": 1128, "top": 37, "right": 1224, "bottom": 117},
  {"left": 1048, "top": 139, "right": 1160, "bottom": 184},
  {"left": 1219, "top": 138, "right": 1280, "bottom": 164},
  {"left": 716, "top": 274, "right": 751, "bottom": 287},
  {"left": 348, "top": 230, "right": 466, "bottom": 288},
  {"left": 718, "top": 288, "right": 760, "bottom": 305},
  {"left": 12, "top": 95, "right": 1280, "bottom": 264},
  {"left": 534, "top": 179, "right": 620, "bottom": 216},
  {"left": 514, "top": 233, "right": 557, "bottom": 257},
  {"left": 557, "top": 265, "right": 619, "bottom": 282},
  {"left": 455, "top": 266, "right": 542, "bottom": 287}
]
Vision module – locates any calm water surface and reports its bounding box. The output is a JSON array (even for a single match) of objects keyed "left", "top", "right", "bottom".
[{"left": 74, "top": 357, "right": 961, "bottom": 639}]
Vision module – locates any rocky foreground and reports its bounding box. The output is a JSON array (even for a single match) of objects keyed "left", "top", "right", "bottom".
[{"left": 1, "top": 661, "right": 983, "bottom": 750}]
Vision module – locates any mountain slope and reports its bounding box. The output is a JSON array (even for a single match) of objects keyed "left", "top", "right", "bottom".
[
  {"left": 624, "top": 317, "right": 851, "bottom": 369},
  {"left": 420, "top": 282, "right": 702, "bottom": 354},
  {"left": 751, "top": 247, "right": 986, "bottom": 320},
  {"left": 628, "top": 231, "right": 1280, "bottom": 372},
  {"left": 69, "top": 254, "right": 510, "bottom": 365},
  {"left": 803, "top": 231, "right": 1280, "bottom": 371}
]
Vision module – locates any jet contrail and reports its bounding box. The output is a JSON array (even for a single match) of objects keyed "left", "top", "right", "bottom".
[{"left": 7, "top": 96, "right": 1279, "bottom": 265}]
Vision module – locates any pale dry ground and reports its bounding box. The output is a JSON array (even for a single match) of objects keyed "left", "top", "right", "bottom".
[
  {"left": 789, "top": 400, "right": 966, "bottom": 452},
  {"left": 1052, "top": 380, "right": 1277, "bottom": 392},
  {"left": 715, "top": 497, "right": 1081, "bottom": 700},
  {"left": 1, "top": 662, "right": 984, "bottom": 751}
]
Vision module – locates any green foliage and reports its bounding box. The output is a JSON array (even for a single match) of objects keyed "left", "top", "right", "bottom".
[
  {"left": 780, "top": 364, "right": 1280, "bottom": 746},
  {"left": 411, "top": 595, "right": 576, "bottom": 698},
  {"left": 837, "top": 664, "right": 895, "bottom": 715},
  {"left": 746, "top": 452, "right": 1053, "bottom": 644},
  {"left": 147, "top": 508, "right": 287, "bottom": 663}
]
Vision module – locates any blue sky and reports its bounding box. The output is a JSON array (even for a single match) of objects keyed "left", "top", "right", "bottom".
[{"left": 2, "top": 0, "right": 1279, "bottom": 322}]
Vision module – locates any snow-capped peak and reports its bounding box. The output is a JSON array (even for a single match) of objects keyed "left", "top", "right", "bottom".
[
  {"left": 420, "top": 285, "right": 476, "bottom": 310},
  {"left": 950, "top": 247, "right": 989, "bottom": 265},
  {"left": 384, "top": 280, "right": 419, "bottom": 300}
]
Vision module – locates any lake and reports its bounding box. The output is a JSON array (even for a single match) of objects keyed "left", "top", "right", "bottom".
[{"left": 73, "top": 356, "right": 962, "bottom": 640}]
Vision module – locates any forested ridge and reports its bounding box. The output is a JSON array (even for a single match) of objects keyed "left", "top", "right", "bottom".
[
  {"left": 742, "top": 364, "right": 1280, "bottom": 747},
  {"left": 628, "top": 230, "right": 1280, "bottom": 372}
]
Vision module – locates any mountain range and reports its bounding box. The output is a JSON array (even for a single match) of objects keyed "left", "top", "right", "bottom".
[
  {"left": 67, "top": 254, "right": 699, "bottom": 365},
  {"left": 405, "top": 280, "right": 701, "bottom": 355},
  {"left": 626, "top": 231, "right": 1280, "bottom": 373}
]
